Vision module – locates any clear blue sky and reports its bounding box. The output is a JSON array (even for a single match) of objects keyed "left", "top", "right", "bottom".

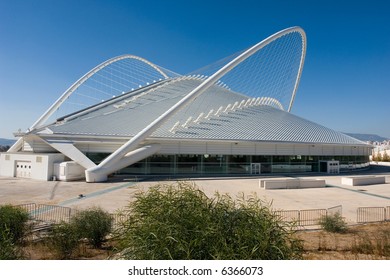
[{"left": 1, "top": 0, "right": 389, "bottom": 139}]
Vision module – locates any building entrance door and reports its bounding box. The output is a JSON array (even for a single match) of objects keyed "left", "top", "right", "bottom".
[
  {"left": 15, "top": 161, "right": 32, "bottom": 178},
  {"left": 251, "top": 163, "right": 261, "bottom": 175}
]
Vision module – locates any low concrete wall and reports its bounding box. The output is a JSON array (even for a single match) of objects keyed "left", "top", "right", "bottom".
[
  {"left": 262, "top": 179, "right": 297, "bottom": 189},
  {"left": 341, "top": 176, "right": 386, "bottom": 186},
  {"left": 259, "top": 178, "right": 298, "bottom": 188},
  {"left": 260, "top": 178, "right": 326, "bottom": 189},
  {"left": 300, "top": 179, "right": 326, "bottom": 188}
]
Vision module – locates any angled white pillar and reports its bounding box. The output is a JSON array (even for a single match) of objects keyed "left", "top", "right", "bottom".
[
  {"left": 8, "top": 139, "right": 23, "bottom": 152},
  {"left": 86, "top": 144, "right": 161, "bottom": 182},
  {"left": 44, "top": 140, "right": 96, "bottom": 169}
]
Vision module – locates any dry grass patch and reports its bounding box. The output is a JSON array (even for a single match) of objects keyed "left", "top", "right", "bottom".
[{"left": 298, "top": 222, "right": 390, "bottom": 259}]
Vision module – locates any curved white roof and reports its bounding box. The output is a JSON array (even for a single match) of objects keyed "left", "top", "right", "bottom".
[{"left": 42, "top": 76, "right": 365, "bottom": 146}]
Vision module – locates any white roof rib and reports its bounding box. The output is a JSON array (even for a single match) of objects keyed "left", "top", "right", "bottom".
[{"left": 45, "top": 76, "right": 366, "bottom": 146}]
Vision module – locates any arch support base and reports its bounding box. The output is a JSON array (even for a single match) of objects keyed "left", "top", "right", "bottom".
[{"left": 85, "top": 144, "right": 161, "bottom": 182}]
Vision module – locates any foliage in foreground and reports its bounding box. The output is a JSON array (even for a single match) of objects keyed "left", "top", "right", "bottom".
[
  {"left": 48, "top": 222, "right": 80, "bottom": 259},
  {"left": 47, "top": 207, "right": 113, "bottom": 259},
  {"left": 0, "top": 229, "right": 23, "bottom": 260},
  {"left": 71, "top": 207, "right": 113, "bottom": 248},
  {"left": 115, "top": 182, "right": 303, "bottom": 260},
  {"left": 0, "top": 204, "right": 29, "bottom": 260},
  {"left": 319, "top": 212, "right": 348, "bottom": 233},
  {"left": 0, "top": 204, "right": 30, "bottom": 244}
]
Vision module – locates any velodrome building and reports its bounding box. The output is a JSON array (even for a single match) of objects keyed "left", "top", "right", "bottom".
[{"left": 0, "top": 27, "right": 371, "bottom": 182}]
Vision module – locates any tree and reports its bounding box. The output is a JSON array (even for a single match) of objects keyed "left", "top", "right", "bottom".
[
  {"left": 116, "top": 182, "right": 303, "bottom": 260},
  {"left": 0, "top": 145, "right": 9, "bottom": 152}
]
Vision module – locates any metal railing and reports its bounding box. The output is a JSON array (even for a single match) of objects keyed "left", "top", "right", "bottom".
[
  {"left": 387, "top": 206, "right": 390, "bottom": 221},
  {"left": 17, "top": 203, "right": 72, "bottom": 224},
  {"left": 274, "top": 205, "right": 342, "bottom": 226},
  {"left": 299, "top": 209, "right": 327, "bottom": 226},
  {"left": 34, "top": 204, "right": 72, "bottom": 223},
  {"left": 16, "top": 203, "right": 390, "bottom": 227},
  {"left": 19, "top": 204, "right": 129, "bottom": 230},
  {"left": 327, "top": 205, "right": 342, "bottom": 216},
  {"left": 357, "top": 206, "right": 388, "bottom": 223},
  {"left": 274, "top": 210, "right": 300, "bottom": 224},
  {"left": 17, "top": 203, "right": 37, "bottom": 215}
]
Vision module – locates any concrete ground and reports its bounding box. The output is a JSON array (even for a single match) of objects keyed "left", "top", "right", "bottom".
[{"left": 1, "top": 164, "right": 390, "bottom": 224}]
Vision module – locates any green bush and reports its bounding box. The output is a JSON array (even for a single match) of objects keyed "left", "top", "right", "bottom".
[
  {"left": 319, "top": 212, "right": 348, "bottom": 233},
  {"left": 71, "top": 207, "right": 113, "bottom": 248},
  {"left": 0, "top": 204, "right": 30, "bottom": 244},
  {"left": 0, "top": 228, "right": 23, "bottom": 260},
  {"left": 116, "top": 182, "right": 303, "bottom": 260},
  {"left": 48, "top": 222, "right": 80, "bottom": 259}
]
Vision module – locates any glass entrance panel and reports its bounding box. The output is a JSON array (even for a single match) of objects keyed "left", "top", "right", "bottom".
[{"left": 251, "top": 163, "right": 261, "bottom": 175}]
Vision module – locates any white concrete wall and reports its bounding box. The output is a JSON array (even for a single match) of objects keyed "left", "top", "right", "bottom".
[{"left": 54, "top": 161, "right": 86, "bottom": 181}]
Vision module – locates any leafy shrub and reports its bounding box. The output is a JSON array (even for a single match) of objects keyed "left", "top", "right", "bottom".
[
  {"left": 116, "top": 182, "right": 303, "bottom": 260},
  {"left": 319, "top": 212, "right": 348, "bottom": 233},
  {"left": 71, "top": 207, "right": 113, "bottom": 248},
  {"left": 0, "top": 228, "right": 23, "bottom": 260},
  {"left": 48, "top": 222, "right": 80, "bottom": 259},
  {"left": 0, "top": 204, "right": 30, "bottom": 244}
]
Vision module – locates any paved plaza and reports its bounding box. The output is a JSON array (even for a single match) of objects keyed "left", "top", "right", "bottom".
[{"left": 1, "top": 164, "right": 390, "bottom": 224}]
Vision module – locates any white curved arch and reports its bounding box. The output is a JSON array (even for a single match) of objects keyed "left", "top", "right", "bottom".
[
  {"left": 9, "top": 55, "right": 170, "bottom": 153},
  {"left": 287, "top": 29, "right": 306, "bottom": 111},
  {"left": 85, "top": 26, "right": 306, "bottom": 182},
  {"left": 30, "top": 55, "right": 169, "bottom": 131},
  {"left": 213, "top": 27, "right": 305, "bottom": 112}
]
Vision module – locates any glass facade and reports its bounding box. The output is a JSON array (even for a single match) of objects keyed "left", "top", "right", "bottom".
[{"left": 86, "top": 152, "right": 370, "bottom": 175}]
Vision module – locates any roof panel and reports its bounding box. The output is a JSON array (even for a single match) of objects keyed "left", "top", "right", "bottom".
[{"left": 45, "top": 77, "right": 366, "bottom": 146}]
